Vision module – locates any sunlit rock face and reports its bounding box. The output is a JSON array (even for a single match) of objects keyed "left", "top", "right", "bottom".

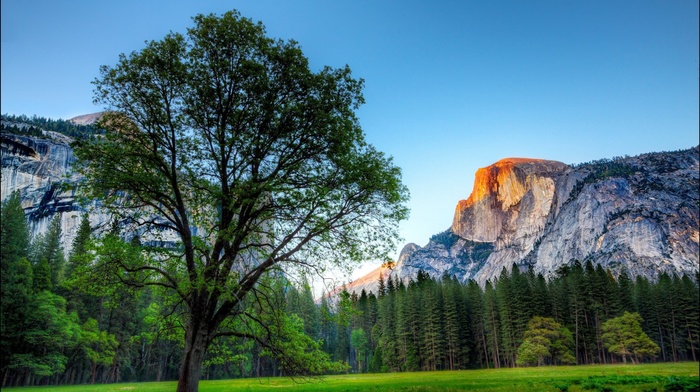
[
  {"left": 447, "top": 158, "right": 569, "bottom": 283},
  {"left": 366, "top": 147, "right": 700, "bottom": 293},
  {"left": 337, "top": 261, "right": 395, "bottom": 298},
  {"left": 452, "top": 158, "right": 568, "bottom": 243}
]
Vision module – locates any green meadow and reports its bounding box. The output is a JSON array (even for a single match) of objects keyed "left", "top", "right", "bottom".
[{"left": 5, "top": 362, "right": 698, "bottom": 392}]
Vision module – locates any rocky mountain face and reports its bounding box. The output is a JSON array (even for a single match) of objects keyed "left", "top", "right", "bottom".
[
  {"left": 2, "top": 114, "right": 174, "bottom": 257},
  {"left": 3, "top": 120, "right": 698, "bottom": 289},
  {"left": 345, "top": 147, "right": 699, "bottom": 294},
  {"left": 1, "top": 126, "right": 107, "bottom": 256}
]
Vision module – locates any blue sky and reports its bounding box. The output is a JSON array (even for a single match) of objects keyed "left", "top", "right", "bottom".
[{"left": 2, "top": 0, "right": 698, "bottom": 280}]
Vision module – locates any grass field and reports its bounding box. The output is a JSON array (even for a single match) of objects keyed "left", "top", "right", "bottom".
[{"left": 5, "top": 362, "right": 698, "bottom": 392}]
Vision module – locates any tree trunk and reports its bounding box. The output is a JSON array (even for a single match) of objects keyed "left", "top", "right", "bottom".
[
  {"left": 90, "top": 362, "right": 97, "bottom": 384},
  {"left": 177, "top": 321, "right": 209, "bottom": 392}
]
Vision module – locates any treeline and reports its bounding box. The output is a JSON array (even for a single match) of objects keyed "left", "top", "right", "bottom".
[
  {"left": 2, "top": 190, "right": 698, "bottom": 387},
  {"left": 1, "top": 114, "right": 98, "bottom": 139},
  {"left": 311, "top": 265, "right": 698, "bottom": 373}
]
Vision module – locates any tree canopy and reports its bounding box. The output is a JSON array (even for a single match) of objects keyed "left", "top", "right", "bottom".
[
  {"left": 73, "top": 10, "right": 408, "bottom": 392},
  {"left": 602, "top": 311, "right": 660, "bottom": 364}
]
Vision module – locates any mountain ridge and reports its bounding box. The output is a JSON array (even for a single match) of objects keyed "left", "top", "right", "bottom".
[
  {"left": 342, "top": 147, "right": 699, "bottom": 295},
  {"left": 1, "top": 117, "right": 698, "bottom": 289}
]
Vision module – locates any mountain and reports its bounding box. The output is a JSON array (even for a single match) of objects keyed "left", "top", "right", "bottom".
[
  {"left": 69, "top": 111, "right": 104, "bottom": 125},
  {"left": 2, "top": 118, "right": 698, "bottom": 287},
  {"left": 1, "top": 116, "right": 179, "bottom": 256},
  {"left": 1, "top": 128, "right": 107, "bottom": 255},
  {"left": 343, "top": 147, "right": 699, "bottom": 294}
]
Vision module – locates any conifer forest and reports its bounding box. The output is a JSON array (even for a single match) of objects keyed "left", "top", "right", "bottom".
[{"left": 2, "top": 190, "right": 698, "bottom": 387}]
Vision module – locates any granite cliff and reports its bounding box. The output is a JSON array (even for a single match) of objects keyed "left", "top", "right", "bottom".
[
  {"left": 346, "top": 147, "right": 699, "bottom": 294},
  {"left": 2, "top": 120, "right": 698, "bottom": 287},
  {"left": 1, "top": 114, "right": 109, "bottom": 256}
]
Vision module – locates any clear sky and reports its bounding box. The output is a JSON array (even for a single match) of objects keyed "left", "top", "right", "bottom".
[{"left": 2, "top": 0, "right": 698, "bottom": 281}]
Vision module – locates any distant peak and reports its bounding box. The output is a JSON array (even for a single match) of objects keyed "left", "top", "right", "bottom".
[
  {"left": 69, "top": 112, "right": 105, "bottom": 125},
  {"left": 492, "top": 157, "right": 552, "bottom": 166}
]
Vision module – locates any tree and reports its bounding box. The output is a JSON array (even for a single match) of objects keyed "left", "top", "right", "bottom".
[
  {"left": 601, "top": 312, "right": 660, "bottom": 364},
  {"left": 515, "top": 316, "right": 574, "bottom": 367},
  {"left": 1, "top": 191, "right": 32, "bottom": 376},
  {"left": 79, "top": 318, "right": 118, "bottom": 384},
  {"left": 350, "top": 328, "right": 368, "bottom": 373},
  {"left": 28, "top": 215, "right": 66, "bottom": 291},
  {"left": 74, "top": 10, "right": 408, "bottom": 392},
  {"left": 1, "top": 191, "right": 30, "bottom": 271},
  {"left": 66, "top": 213, "right": 92, "bottom": 280},
  {"left": 12, "top": 291, "right": 80, "bottom": 385}
]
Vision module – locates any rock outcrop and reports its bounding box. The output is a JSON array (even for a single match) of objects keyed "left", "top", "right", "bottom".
[
  {"left": 1, "top": 129, "right": 110, "bottom": 256},
  {"left": 346, "top": 147, "right": 699, "bottom": 293},
  {"left": 2, "top": 121, "right": 188, "bottom": 258},
  {"left": 69, "top": 112, "right": 104, "bottom": 126}
]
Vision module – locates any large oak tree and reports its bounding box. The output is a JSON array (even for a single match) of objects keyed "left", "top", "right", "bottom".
[{"left": 74, "top": 11, "right": 408, "bottom": 392}]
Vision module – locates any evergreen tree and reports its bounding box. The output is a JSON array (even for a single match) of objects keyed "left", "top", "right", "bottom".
[
  {"left": 616, "top": 269, "right": 634, "bottom": 313},
  {"left": 28, "top": 215, "right": 66, "bottom": 291},
  {"left": 496, "top": 267, "right": 518, "bottom": 367},
  {"left": 377, "top": 273, "right": 386, "bottom": 297},
  {"left": 33, "top": 258, "right": 52, "bottom": 292},
  {"left": 333, "top": 290, "right": 353, "bottom": 365},
  {"left": 656, "top": 273, "right": 680, "bottom": 361},
  {"left": 375, "top": 281, "right": 398, "bottom": 371},
  {"left": 0, "top": 258, "right": 34, "bottom": 380},
  {"left": 319, "top": 296, "right": 337, "bottom": 359},
  {"left": 676, "top": 275, "right": 699, "bottom": 361},
  {"left": 442, "top": 276, "right": 466, "bottom": 370},
  {"left": 421, "top": 285, "right": 443, "bottom": 371},
  {"left": 466, "top": 280, "right": 488, "bottom": 368},
  {"left": 396, "top": 282, "right": 420, "bottom": 371},
  {"left": 44, "top": 215, "right": 66, "bottom": 289},
  {"left": 1, "top": 191, "right": 30, "bottom": 270},
  {"left": 483, "top": 281, "right": 502, "bottom": 368},
  {"left": 65, "top": 213, "right": 92, "bottom": 280},
  {"left": 1, "top": 192, "right": 32, "bottom": 377},
  {"left": 633, "top": 275, "right": 665, "bottom": 361},
  {"left": 529, "top": 269, "right": 552, "bottom": 318}
]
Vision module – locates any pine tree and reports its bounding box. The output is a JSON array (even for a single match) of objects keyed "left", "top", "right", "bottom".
[
  {"left": 396, "top": 283, "right": 420, "bottom": 371},
  {"left": 676, "top": 275, "right": 699, "bottom": 361},
  {"left": 616, "top": 269, "right": 634, "bottom": 313},
  {"left": 29, "top": 215, "right": 66, "bottom": 291},
  {"left": 319, "top": 296, "right": 337, "bottom": 357},
  {"left": 483, "top": 281, "right": 502, "bottom": 368},
  {"left": 65, "top": 213, "right": 92, "bottom": 280},
  {"left": 377, "top": 273, "right": 386, "bottom": 297},
  {"left": 334, "top": 290, "right": 353, "bottom": 365},
  {"left": 421, "top": 285, "right": 444, "bottom": 371},
  {"left": 441, "top": 276, "right": 466, "bottom": 370},
  {"left": 633, "top": 275, "right": 665, "bottom": 361},
  {"left": 33, "top": 258, "right": 52, "bottom": 292},
  {"left": 496, "top": 267, "right": 517, "bottom": 367},
  {"left": 1, "top": 191, "right": 30, "bottom": 271},
  {"left": 375, "top": 282, "right": 398, "bottom": 371},
  {"left": 466, "top": 280, "right": 489, "bottom": 368},
  {"left": 1, "top": 191, "right": 32, "bottom": 376},
  {"left": 656, "top": 273, "right": 680, "bottom": 361}
]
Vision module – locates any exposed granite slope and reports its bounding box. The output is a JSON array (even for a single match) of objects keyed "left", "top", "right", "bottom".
[{"left": 345, "top": 147, "right": 699, "bottom": 294}]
